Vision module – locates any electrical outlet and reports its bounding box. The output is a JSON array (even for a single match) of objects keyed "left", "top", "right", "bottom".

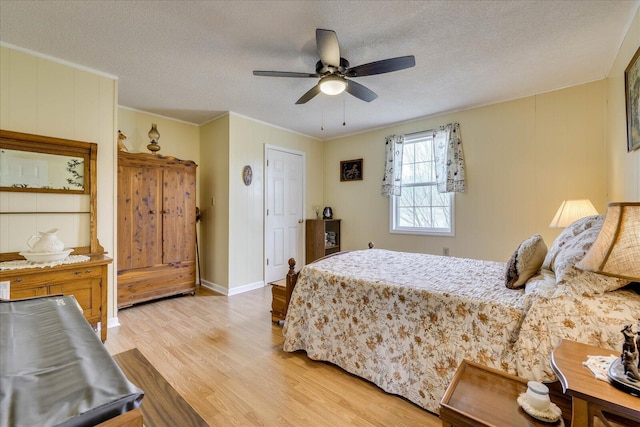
[
  {"left": 443, "top": 247, "right": 450, "bottom": 256},
  {"left": 0, "top": 281, "right": 10, "bottom": 299}
]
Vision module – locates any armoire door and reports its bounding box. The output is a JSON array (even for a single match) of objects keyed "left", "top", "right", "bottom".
[
  {"left": 117, "top": 165, "right": 163, "bottom": 271},
  {"left": 162, "top": 166, "right": 196, "bottom": 264}
]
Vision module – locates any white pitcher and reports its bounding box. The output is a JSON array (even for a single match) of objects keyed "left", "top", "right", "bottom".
[{"left": 27, "top": 229, "right": 65, "bottom": 253}]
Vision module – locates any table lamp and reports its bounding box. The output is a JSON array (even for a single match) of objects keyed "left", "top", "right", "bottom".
[
  {"left": 549, "top": 199, "right": 598, "bottom": 228},
  {"left": 577, "top": 202, "right": 640, "bottom": 281}
]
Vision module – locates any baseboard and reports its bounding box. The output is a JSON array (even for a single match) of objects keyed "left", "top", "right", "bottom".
[
  {"left": 200, "top": 279, "right": 265, "bottom": 296},
  {"left": 107, "top": 316, "right": 120, "bottom": 329}
]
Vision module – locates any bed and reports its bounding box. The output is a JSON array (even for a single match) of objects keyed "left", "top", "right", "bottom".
[
  {"left": 0, "top": 295, "right": 144, "bottom": 427},
  {"left": 282, "top": 214, "right": 640, "bottom": 414}
]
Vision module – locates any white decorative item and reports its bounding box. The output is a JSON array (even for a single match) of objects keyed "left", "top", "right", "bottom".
[
  {"left": 26, "top": 229, "right": 65, "bottom": 253},
  {"left": 19, "top": 249, "right": 73, "bottom": 263},
  {"left": 525, "top": 381, "right": 551, "bottom": 411},
  {"left": 517, "top": 392, "right": 562, "bottom": 423}
]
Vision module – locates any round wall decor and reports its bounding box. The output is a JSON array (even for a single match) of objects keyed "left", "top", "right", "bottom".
[{"left": 243, "top": 165, "right": 253, "bottom": 186}]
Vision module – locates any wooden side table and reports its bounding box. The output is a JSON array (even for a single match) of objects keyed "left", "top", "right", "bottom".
[
  {"left": 551, "top": 339, "right": 640, "bottom": 427},
  {"left": 271, "top": 281, "right": 287, "bottom": 323},
  {"left": 440, "top": 360, "right": 565, "bottom": 427}
]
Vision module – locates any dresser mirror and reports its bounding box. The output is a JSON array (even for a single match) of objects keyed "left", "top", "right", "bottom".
[
  {"left": 0, "top": 130, "right": 91, "bottom": 194},
  {"left": 0, "top": 130, "right": 101, "bottom": 260},
  {"left": 0, "top": 148, "right": 86, "bottom": 193}
]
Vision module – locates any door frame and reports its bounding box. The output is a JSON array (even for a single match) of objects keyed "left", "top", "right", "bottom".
[{"left": 263, "top": 144, "right": 306, "bottom": 285}]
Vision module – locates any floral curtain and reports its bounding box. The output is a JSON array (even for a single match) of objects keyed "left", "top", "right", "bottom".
[
  {"left": 433, "top": 123, "right": 466, "bottom": 193},
  {"left": 381, "top": 134, "right": 405, "bottom": 196}
]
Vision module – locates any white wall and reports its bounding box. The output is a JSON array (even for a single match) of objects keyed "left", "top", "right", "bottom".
[
  {"left": 199, "top": 115, "right": 230, "bottom": 290},
  {"left": 0, "top": 45, "right": 118, "bottom": 318},
  {"left": 324, "top": 81, "right": 609, "bottom": 262},
  {"left": 606, "top": 7, "right": 640, "bottom": 202},
  {"left": 199, "top": 113, "right": 322, "bottom": 293}
]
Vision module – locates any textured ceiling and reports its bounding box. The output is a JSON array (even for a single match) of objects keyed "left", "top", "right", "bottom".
[{"left": 0, "top": 1, "right": 638, "bottom": 140}]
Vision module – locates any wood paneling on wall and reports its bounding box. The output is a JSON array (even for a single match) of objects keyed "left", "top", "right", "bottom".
[
  {"left": 0, "top": 45, "right": 117, "bottom": 318},
  {"left": 323, "top": 81, "right": 609, "bottom": 262},
  {"left": 606, "top": 7, "right": 640, "bottom": 202}
]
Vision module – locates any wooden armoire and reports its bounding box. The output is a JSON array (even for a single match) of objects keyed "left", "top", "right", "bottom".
[{"left": 117, "top": 151, "right": 197, "bottom": 308}]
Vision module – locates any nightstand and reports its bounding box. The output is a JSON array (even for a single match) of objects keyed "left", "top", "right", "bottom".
[
  {"left": 271, "top": 281, "right": 287, "bottom": 323},
  {"left": 440, "top": 360, "right": 565, "bottom": 426},
  {"left": 551, "top": 339, "right": 640, "bottom": 427}
]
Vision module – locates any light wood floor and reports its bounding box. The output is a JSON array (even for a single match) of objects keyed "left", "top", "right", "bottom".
[{"left": 105, "top": 286, "right": 441, "bottom": 426}]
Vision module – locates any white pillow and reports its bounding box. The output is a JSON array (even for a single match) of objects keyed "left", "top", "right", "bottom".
[
  {"left": 543, "top": 214, "right": 629, "bottom": 295},
  {"left": 558, "top": 266, "right": 629, "bottom": 296},
  {"left": 542, "top": 215, "right": 603, "bottom": 272}
]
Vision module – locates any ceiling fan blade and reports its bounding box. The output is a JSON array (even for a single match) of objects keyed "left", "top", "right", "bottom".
[
  {"left": 345, "top": 79, "right": 378, "bottom": 102},
  {"left": 253, "top": 70, "right": 319, "bottom": 78},
  {"left": 295, "top": 84, "right": 321, "bottom": 104},
  {"left": 316, "top": 29, "right": 340, "bottom": 67},
  {"left": 345, "top": 55, "right": 415, "bottom": 77}
]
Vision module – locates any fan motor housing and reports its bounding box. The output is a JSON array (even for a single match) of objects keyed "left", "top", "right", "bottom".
[{"left": 316, "top": 58, "right": 350, "bottom": 75}]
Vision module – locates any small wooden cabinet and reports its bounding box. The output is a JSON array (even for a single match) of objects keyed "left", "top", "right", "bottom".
[
  {"left": 0, "top": 255, "right": 112, "bottom": 342},
  {"left": 117, "top": 152, "right": 197, "bottom": 308},
  {"left": 305, "top": 219, "right": 341, "bottom": 264},
  {"left": 271, "top": 283, "right": 287, "bottom": 323}
]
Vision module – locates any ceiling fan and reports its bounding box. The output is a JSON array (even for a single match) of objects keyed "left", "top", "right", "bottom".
[{"left": 253, "top": 29, "right": 416, "bottom": 104}]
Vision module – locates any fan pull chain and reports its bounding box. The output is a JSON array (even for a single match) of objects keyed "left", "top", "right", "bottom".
[
  {"left": 343, "top": 97, "right": 346, "bottom": 126},
  {"left": 321, "top": 109, "right": 324, "bottom": 131}
]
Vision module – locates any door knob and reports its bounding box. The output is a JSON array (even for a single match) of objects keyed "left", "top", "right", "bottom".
[{"left": 298, "top": 219, "right": 304, "bottom": 223}]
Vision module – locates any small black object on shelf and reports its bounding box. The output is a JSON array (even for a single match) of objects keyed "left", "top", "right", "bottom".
[{"left": 322, "top": 207, "right": 333, "bottom": 219}]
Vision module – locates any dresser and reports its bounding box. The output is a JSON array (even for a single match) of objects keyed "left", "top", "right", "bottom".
[{"left": 0, "top": 255, "right": 112, "bottom": 342}]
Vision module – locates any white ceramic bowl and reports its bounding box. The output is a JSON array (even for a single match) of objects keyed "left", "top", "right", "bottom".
[{"left": 19, "top": 249, "right": 73, "bottom": 263}]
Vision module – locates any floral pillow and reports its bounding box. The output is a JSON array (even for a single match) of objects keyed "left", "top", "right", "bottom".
[
  {"left": 543, "top": 214, "right": 629, "bottom": 295},
  {"left": 542, "top": 215, "right": 603, "bottom": 272},
  {"left": 505, "top": 234, "right": 547, "bottom": 289}
]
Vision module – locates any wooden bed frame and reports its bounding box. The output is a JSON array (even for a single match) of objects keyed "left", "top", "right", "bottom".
[{"left": 272, "top": 243, "right": 374, "bottom": 322}]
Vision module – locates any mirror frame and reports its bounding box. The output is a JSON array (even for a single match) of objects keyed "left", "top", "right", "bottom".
[
  {"left": 0, "top": 130, "right": 102, "bottom": 258},
  {"left": 1, "top": 130, "right": 92, "bottom": 194}
]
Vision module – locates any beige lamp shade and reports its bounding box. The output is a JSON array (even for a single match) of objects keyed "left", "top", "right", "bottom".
[
  {"left": 577, "top": 202, "right": 640, "bottom": 281},
  {"left": 549, "top": 199, "right": 598, "bottom": 228}
]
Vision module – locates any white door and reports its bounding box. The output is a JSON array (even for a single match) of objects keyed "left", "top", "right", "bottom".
[{"left": 265, "top": 147, "right": 304, "bottom": 284}]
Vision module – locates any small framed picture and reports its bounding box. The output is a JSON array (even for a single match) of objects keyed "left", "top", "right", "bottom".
[
  {"left": 340, "top": 158, "right": 363, "bottom": 182},
  {"left": 625, "top": 46, "right": 640, "bottom": 152}
]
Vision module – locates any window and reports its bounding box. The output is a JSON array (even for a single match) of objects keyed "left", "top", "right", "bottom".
[{"left": 390, "top": 132, "right": 454, "bottom": 235}]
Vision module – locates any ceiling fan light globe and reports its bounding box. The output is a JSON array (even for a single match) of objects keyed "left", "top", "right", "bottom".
[{"left": 319, "top": 75, "right": 347, "bottom": 95}]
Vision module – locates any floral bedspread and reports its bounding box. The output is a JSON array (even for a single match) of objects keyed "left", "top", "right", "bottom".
[
  {"left": 283, "top": 249, "right": 535, "bottom": 413},
  {"left": 282, "top": 249, "right": 640, "bottom": 414},
  {"left": 516, "top": 278, "right": 640, "bottom": 382}
]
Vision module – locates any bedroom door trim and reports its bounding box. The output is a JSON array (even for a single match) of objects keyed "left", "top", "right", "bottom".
[{"left": 264, "top": 144, "right": 306, "bottom": 285}]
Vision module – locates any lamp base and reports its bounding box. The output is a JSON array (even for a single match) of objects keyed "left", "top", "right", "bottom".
[{"left": 147, "top": 142, "right": 161, "bottom": 153}]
